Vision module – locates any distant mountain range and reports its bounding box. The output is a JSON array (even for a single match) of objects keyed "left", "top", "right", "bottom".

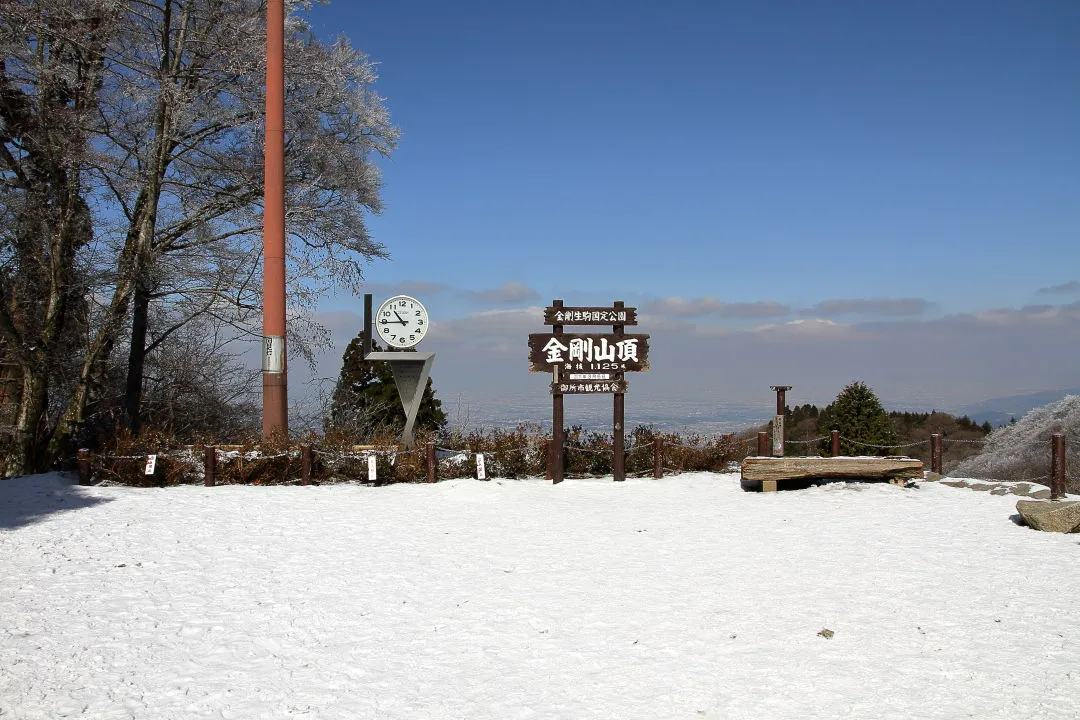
[
  {"left": 954, "top": 388, "right": 1080, "bottom": 427},
  {"left": 450, "top": 387, "right": 1080, "bottom": 436}
]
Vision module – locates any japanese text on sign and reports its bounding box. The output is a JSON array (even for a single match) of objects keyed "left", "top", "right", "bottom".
[
  {"left": 528, "top": 333, "right": 650, "bottom": 373},
  {"left": 551, "top": 380, "right": 628, "bottom": 395},
  {"left": 544, "top": 306, "right": 637, "bottom": 326}
]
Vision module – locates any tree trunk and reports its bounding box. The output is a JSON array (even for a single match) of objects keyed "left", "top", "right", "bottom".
[
  {"left": 125, "top": 282, "right": 151, "bottom": 435},
  {"left": 1, "top": 366, "right": 48, "bottom": 478}
]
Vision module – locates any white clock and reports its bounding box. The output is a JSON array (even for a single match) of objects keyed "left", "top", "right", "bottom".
[{"left": 376, "top": 295, "right": 429, "bottom": 348}]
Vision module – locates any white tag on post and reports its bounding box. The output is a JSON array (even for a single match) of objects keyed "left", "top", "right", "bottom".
[
  {"left": 476, "top": 453, "right": 486, "bottom": 480},
  {"left": 144, "top": 455, "right": 157, "bottom": 475},
  {"left": 367, "top": 455, "right": 377, "bottom": 481}
]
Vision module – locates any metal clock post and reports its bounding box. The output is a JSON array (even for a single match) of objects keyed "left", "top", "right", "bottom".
[{"left": 361, "top": 294, "right": 435, "bottom": 450}]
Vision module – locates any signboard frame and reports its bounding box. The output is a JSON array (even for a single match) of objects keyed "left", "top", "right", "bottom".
[{"left": 534, "top": 300, "right": 648, "bottom": 483}]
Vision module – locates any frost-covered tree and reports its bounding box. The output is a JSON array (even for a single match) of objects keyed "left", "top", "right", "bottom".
[
  {"left": 55, "top": 0, "right": 398, "bottom": 448},
  {"left": 818, "top": 380, "right": 897, "bottom": 456},
  {"left": 0, "top": 0, "right": 121, "bottom": 476},
  {"left": 326, "top": 334, "right": 446, "bottom": 440},
  {"left": 953, "top": 394, "right": 1080, "bottom": 490},
  {"left": 2, "top": 0, "right": 398, "bottom": 474}
]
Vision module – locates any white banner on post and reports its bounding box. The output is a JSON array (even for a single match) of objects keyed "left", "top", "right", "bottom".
[
  {"left": 476, "top": 453, "right": 486, "bottom": 480},
  {"left": 144, "top": 455, "right": 157, "bottom": 475},
  {"left": 367, "top": 455, "right": 377, "bottom": 481}
]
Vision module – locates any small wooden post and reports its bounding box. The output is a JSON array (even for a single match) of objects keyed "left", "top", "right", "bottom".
[
  {"left": 612, "top": 300, "right": 626, "bottom": 482},
  {"left": 830, "top": 430, "right": 841, "bottom": 457},
  {"left": 653, "top": 437, "right": 663, "bottom": 478},
  {"left": 300, "top": 444, "right": 312, "bottom": 485},
  {"left": 204, "top": 446, "right": 216, "bottom": 487},
  {"left": 551, "top": 299, "right": 565, "bottom": 484},
  {"left": 1050, "top": 433, "right": 1065, "bottom": 500},
  {"left": 426, "top": 441, "right": 437, "bottom": 483},
  {"left": 757, "top": 431, "right": 768, "bottom": 457},
  {"left": 930, "top": 434, "right": 942, "bottom": 474},
  {"left": 546, "top": 440, "right": 554, "bottom": 481},
  {"left": 77, "top": 449, "right": 91, "bottom": 486}
]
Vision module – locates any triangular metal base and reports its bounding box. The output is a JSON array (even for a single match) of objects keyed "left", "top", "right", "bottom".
[{"left": 366, "top": 351, "right": 435, "bottom": 449}]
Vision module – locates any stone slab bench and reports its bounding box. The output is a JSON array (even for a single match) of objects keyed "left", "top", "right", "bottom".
[{"left": 741, "top": 456, "right": 925, "bottom": 492}]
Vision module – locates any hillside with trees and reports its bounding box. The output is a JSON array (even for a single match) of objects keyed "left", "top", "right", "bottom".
[{"left": 778, "top": 381, "right": 992, "bottom": 470}]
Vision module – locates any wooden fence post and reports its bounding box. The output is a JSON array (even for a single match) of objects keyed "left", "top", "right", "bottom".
[
  {"left": 546, "top": 440, "right": 554, "bottom": 481},
  {"left": 930, "top": 434, "right": 942, "bottom": 474},
  {"left": 426, "top": 441, "right": 437, "bottom": 483},
  {"left": 301, "top": 444, "right": 312, "bottom": 485},
  {"left": 653, "top": 437, "right": 663, "bottom": 478},
  {"left": 77, "top": 449, "right": 91, "bottom": 486},
  {"left": 1051, "top": 433, "right": 1065, "bottom": 500},
  {"left": 204, "top": 446, "right": 216, "bottom": 487},
  {"left": 757, "top": 431, "right": 768, "bottom": 457},
  {"left": 830, "top": 430, "right": 840, "bottom": 457}
]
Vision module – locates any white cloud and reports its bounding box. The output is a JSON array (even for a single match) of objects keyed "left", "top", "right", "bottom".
[
  {"left": 644, "top": 296, "right": 790, "bottom": 318},
  {"left": 1036, "top": 280, "right": 1080, "bottom": 296},
  {"left": 801, "top": 298, "right": 932, "bottom": 317},
  {"left": 461, "top": 282, "right": 541, "bottom": 305}
]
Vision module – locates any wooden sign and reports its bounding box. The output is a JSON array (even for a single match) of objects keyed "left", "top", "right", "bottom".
[
  {"left": 551, "top": 380, "right": 628, "bottom": 395},
  {"left": 544, "top": 306, "right": 637, "bottom": 326},
  {"left": 528, "top": 333, "right": 650, "bottom": 373}
]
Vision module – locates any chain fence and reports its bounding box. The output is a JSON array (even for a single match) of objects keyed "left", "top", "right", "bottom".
[{"left": 68, "top": 425, "right": 1078, "bottom": 492}]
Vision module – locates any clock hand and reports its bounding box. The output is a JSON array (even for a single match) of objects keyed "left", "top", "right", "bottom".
[{"left": 393, "top": 311, "right": 407, "bottom": 324}]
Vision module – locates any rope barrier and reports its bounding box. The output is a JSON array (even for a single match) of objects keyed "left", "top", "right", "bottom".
[
  {"left": 67, "top": 423, "right": 1066, "bottom": 486},
  {"left": 566, "top": 445, "right": 612, "bottom": 455},
  {"left": 316, "top": 448, "right": 400, "bottom": 462},
  {"left": 839, "top": 437, "right": 931, "bottom": 450},
  {"left": 664, "top": 441, "right": 715, "bottom": 452}
]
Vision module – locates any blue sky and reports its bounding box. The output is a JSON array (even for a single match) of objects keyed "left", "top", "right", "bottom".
[{"left": 292, "top": 0, "right": 1080, "bottom": 424}]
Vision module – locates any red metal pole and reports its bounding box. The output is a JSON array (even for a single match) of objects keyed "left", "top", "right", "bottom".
[
  {"left": 262, "top": 0, "right": 288, "bottom": 438},
  {"left": 930, "top": 434, "right": 942, "bottom": 474},
  {"left": 301, "top": 444, "right": 312, "bottom": 485},
  {"left": 1050, "top": 433, "right": 1065, "bottom": 500},
  {"left": 78, "top": 449, "right": 91, "bottom": 486},
  {"left": 204, "top": 446, "right": 216, "bottom": 487}
]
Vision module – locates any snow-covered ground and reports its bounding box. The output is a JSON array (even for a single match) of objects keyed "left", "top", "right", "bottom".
[{"left": 2, "top": 472, "right": 1077, "bottom": 719}]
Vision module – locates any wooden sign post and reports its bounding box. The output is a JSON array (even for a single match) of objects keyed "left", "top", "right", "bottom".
[{"left": 529, "top": 300, "right": 649, "bottom": 483}]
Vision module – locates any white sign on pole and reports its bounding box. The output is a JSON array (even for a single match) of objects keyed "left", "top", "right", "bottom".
[
  {"left": 144, "top": 455, "right": 157, "bottom": 475},
  {"left": 262, "top": 336, "right": 284, "bottom": 373},
  {"left": 476, "top": 453, "right": 486, "bottom": 480},
  {"left": 367, "top": 455, "right": 378, "bottom": 481}
]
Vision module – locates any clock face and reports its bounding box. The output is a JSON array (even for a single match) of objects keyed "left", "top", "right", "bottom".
[{"left": 376, "top": 295, "right": 429, "bottom": 348}]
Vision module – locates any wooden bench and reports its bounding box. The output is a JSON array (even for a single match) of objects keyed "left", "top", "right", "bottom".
[{"left": 741, "top": 456, "right": 924, "bottom": 492}]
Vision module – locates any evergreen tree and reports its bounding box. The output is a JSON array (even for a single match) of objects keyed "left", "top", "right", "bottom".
[
  {"left": 819, "top": 381, "right": 897, "bottom": 456},
  {"left": 326, "top": 334, "right": 446, "bottom": 439}
]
